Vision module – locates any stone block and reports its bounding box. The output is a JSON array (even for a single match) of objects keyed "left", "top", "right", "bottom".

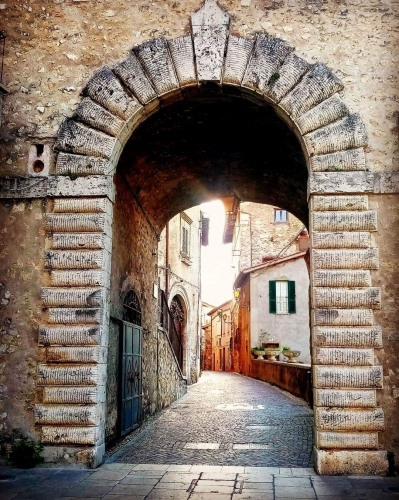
[
  {"left": 49, "top": 270, "right": 107, "bottom": 287},
  {"left": 312, "top": 288, "right": 381, "bottom": 309},
  {"left": 305, "top": 114, "right": 368, "bottom": 156},
  {"left": 0, "top": 177, "right": 48, "bottom": 198},
  {"left": 316, "top": 407, "right": 384, "bottom": 431},
  {"left": 42, "top": 287, "right": 104, "bottom": 308},
  {"left": 52, "top": 197, "right": 109, "bottom": 214},
  {"left": 44, "top": 250, "right": 106, "bottom": 270},
  {"left": 47, "top": 175, "right": 115, "bottom": 201},
  {"left": 313, "top": 326, "right": 383, "bottom": 348},
  {"left": 51, "top": 233, "right": 106, "bottom": 250},
  {"left": 43, "top": 386, "right": 106, "bottom": 404},
  {"left": 45, "top": 307, "right": 103, "bottom": 325},
  {"left": 314, "top": 449, "right": 388, "bottom": 475},
  {"left": 312, "top": 248, "right": 379, "bottom": 269},
  {"left": 242, "top": 34, "right": 293, "bottom": 94},
  {"left": 312, "top": 233, "right": 372, "bottom": 250},
  {"left": 45, "top": 214, "right": 108, "bottom": 233},
  {"left": 223, "top": 35, "right": 254, "bottom": 86},
  {"left": 54, "top": 119, "right": 116, "bottom": 159},
  {"left": 316, "top": 431, "right": 379, "bottom": 449},
  {"left": 39, "top": 326, "right": 102, "bottom": 346},
  {"left": 74, "top": 98, "right": 125, "bottom": 137},
  {"left": 312, "top": 210, "right": 377, "bottom": 232},
  {"left": 313, "top": 308, "right": 374, "bottom": 326},
  {"left": 280, "top": 63, "right": 343, "bottom": 119},
  {"left": 191, "top": 0, "right": 230, "bottom": 82},
  {"left": 267, "top": 52, "right": 311, "bottom": 103},
  {"left": 313, "top": 366, "right": 383, "bottom": 389},
  {"left": 37, "top": 364, "right": 106, "bottom": 386},
  {"left": 314, "top": 388, "right": 377, "bottom": 408},
  {"left": 46, "top": 346, "right": 106, "bottom": 364},
  {"left": 309, "top": 172, "right": 374, "bottom": 194},
  {"left": 313, "top": 347, "right": 375, "bottom": 366},
  {"left": 168, "top": 36, "right": 197, "bottom": 87},
  {"left": 311, "top": 195, "right": 369, "bottom": 212},
  {"left": 309, "top": 148, "right": 366, "bottom": 172},
  {"left": 35, "top": 404, "right": 101, "bottom": 425},
  {"left": 296, "top": 94, "right": 349, "bottom": 135},
  {"left": 56, "top": 153, "right": 110, "bottom": 176},
  {"left": 84, "top": 66, "right": 141, "bottom": 120},
  {"left": 113, "top": 54, "right": 158, "bottom": 105},
  {"left": 312, "top": 270, "right": 371, "bottom": 288},
  {"left": 41, "top": 426, "right": 102, "bottom": 445},
  {"left": 135, "top": 38, "right": 179, "bottom": 95}
]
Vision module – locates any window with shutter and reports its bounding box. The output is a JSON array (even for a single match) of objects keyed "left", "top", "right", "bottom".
[{"left": 269, "top": 280, "right": 296, "bottom": 314}]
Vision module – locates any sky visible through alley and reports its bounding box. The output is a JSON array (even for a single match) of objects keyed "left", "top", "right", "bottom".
[{"left": 200, "top": 200, "right": 235, "bottom": 309}]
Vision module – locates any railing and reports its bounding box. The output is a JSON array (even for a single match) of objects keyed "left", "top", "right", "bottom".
[{"left": 158, "top": 290, "right": 183, "bottom": 370}]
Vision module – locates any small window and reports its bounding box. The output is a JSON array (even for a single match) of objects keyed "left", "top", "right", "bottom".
[
  {"left": 180, "top": 213, "right": 192, "bottom": 264},
  {"left": 269, "top": 280, "right": 296, "bottom": 314},
  {"left": 274, "top": 209, "right": 288, "bottom": 223}
]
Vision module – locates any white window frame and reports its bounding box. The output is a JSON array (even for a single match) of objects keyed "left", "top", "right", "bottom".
[
  {"left": 274, "top": 209, "right": 288, "bottom": 223},
  {"left": 276, "top": 280, "right": 289, "bottom": 314}
]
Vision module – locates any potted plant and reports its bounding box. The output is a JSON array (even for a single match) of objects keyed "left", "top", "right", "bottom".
[
  {"left": 282, "top": 347, "right": 301, "bottom": 363},
  {"left": 264, "top": 347, "right": 280, "bottom": 361},
  {"left": 251, "top": 347, "right": 266, "bottom": 360}
]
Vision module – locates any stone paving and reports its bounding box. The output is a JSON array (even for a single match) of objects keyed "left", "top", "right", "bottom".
[
  {"left": 1, "top": 463, "right": 399, "bottom": 500},
  {"left": 109, "top": 371, "right": 314, "bottom": 467}
]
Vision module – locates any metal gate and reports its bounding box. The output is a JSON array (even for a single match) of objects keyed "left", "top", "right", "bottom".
[{"left": 120, "top": 290, "right": 143, "bottom": 436}]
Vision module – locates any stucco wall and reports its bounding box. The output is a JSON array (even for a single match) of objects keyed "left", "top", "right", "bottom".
[{"left": 250, "top": 257, "right": 311, "bottom": 364}]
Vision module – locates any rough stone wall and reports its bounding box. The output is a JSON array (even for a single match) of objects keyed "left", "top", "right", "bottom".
[
  {"left": 1, "top": 0, "right": 398, "bottom": 178},
  {"left": 234, "top": 202, "right": 305, "bottom": 271},
  {"left": 0, "top": 200, "right": 45, "bottom": 437}
]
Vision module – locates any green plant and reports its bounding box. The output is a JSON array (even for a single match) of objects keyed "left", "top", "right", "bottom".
[
  {"left": 8, "top": 430, "right": 44, "bottom": 469},
  {"left": 282, "top": 345, "right": 291, "bottom": 351}
]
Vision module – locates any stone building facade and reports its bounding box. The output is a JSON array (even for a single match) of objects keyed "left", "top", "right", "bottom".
[
  {"left": 0, "top": 0, "right": 398, "bottom": 475},
  {"left": 157, "top": 206, "right": 203, "bottom": 385}
]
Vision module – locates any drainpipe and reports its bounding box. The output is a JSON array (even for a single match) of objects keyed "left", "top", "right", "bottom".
[{"left": 165, "top": 221, "right": 169, "bottom": 300}]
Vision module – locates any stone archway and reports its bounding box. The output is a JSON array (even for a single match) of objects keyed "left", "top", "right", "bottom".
[{"left": 37, "top": 0, "right": 386, "bottom": 474}]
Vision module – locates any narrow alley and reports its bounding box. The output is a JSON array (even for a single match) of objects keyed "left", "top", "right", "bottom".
[{"left": 108, "top": 372, "right": 314, "bottom": 468}]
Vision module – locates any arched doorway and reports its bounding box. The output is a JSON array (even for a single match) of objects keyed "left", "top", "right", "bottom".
[
  {"left": 170, "top": 295, "right": 186, "bottom": 375},
  {"left": 37, "top": 0, "right": 386, "bottom": 474}
]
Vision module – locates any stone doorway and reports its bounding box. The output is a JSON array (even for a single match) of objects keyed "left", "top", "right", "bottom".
[{"left": 37, "top": 0, "right": 386, "bottom": 474}]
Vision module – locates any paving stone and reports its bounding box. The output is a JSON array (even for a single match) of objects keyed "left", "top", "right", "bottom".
[
  {"left": 102, "top": 496, "right": 145, "bottom": 500},
  {"left": 12, "top": 486, "right": 70, "bottom": 500},
  {"left": 275, "top": 486, "right": 316, "bottom": 498},
  {"left": 110, "top": 373, "right": 313, "bottom": 468},
  {"left": 275, "top": 477, "right": 312, "bottom": 486},
  {"left": 145, "top": 491, "right": 190, "bottom": 500},
  {"left": 200, "top": 472, "right": 237, "bottom": 480},
  {"left": 189, "top": 495, "right": 232, "bottom": 500},
  {"left": 166, "top": 465, "right": 192, "bottom": 472},
  {"left": 60, "top": 484, "right": 114, "bottom": 497},
  {"left": 197, "top": 480, "right": 235, "bottom": 486},
  {"left": 312, "top": 483, "right": 356, "bottom": 496},
  {"left": 119, "top": 476, "right": 159, "bottom": 486},
  {"left": 133, "top": 464, "right": 169, "bottom": 471},
  {"left": 242, "top": 482, "right": 274, "bottom": 491},
  {"left": 159, "top": 472, "right": 199, "bottom": 482},
  {"left": 154, "top": 482, "right": 192, "bottom": 490},
  {"left": 106, "top": 484, "right": 154, "bottom": 496},
  {"left": 237, "top": 473, "right": 274, "bottom": 482},
  {"left": 193, "top": 484, "right": 234, "bottom": 494},
  {"left": 84, "top": 470, "right": 129, "bottom": 481},
  {"left": 232, "top": 494, "right": 274, "bottom": 500},
  {"left": 220, "top": 466, "right": 245, "bottom": 473}
]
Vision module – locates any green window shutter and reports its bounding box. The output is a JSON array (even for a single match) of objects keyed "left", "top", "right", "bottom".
[
  {"left": 269, "top": 281, "right": 276, "bottom": 314},
  {"left": 288, "top": 280, "right": 296, "bottom": 314}
]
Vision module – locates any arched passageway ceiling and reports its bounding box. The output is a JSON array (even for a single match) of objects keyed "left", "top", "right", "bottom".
[{"left": 118, "top": 97, "right": 308, "bottom": 229}]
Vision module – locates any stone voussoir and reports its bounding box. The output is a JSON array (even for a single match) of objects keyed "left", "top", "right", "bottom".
[
  {"left": 74, "top": 97, "right": 126, "bottom": 137},
  {"left": 168, "top": 36, "right": 197, "bottom": 88},
  {"left": 267, "top": 52, "right": 311, "bottom": 103},
  {"left": 56, "top": 152, "right": 111, "bottom": 177},
  {"left": 242, "top": 33, "right": 294, "bottom": 95},
  {"left": 223, "top": 35, "right": 254, "bottom": 87},
  {"left": 280, "top": 62, "right": 343, "bottom": 119},
  {"left": 304, "top": 113, "right": 368, "bottom": 156},
  {"left": 295, "top": 94, "right": 349, "bottom": 135}
]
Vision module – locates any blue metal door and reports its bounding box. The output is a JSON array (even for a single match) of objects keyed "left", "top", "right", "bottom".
[{"left": 121, "top": 322, "right": 142, "bottom": 435}]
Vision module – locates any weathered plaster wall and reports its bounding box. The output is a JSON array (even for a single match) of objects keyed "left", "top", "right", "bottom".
[
  {"left": 0, "top": 200, "right": 45, "bottom": 437},
  {"left": 250, "top": 257, "right": 311, "bottom": 364}
]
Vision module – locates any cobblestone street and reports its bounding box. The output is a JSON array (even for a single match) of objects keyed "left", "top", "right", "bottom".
[{"left": 109, "top": 371, "right": 314, "bottom": 467}]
